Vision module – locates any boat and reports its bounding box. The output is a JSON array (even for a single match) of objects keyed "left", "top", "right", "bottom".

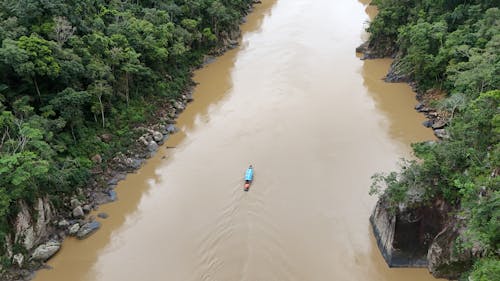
[{"left": 244, "top": 165, "right": 254, "bottom": 191}]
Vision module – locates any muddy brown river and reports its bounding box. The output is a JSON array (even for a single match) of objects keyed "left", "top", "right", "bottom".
[{"left": 34, "top": 0, "right": 442, "bottom": 280}]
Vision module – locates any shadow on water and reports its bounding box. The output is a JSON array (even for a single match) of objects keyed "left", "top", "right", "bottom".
[{"left": 360, "top": 59, "right": 435, "bottom": 147}]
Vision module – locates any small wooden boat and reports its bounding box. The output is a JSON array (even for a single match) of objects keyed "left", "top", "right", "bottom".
[{"left": 244, "top": 165, "right": 254, "bottom": 191}]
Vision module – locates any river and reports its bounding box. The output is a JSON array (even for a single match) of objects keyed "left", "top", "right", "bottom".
[{"left": 33, "top": 0, "right": 440, "bottom": 280}]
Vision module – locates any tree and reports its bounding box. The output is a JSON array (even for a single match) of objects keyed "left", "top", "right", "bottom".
[
  {"left": 88, "top": 80, "right": 112, "bottom": 128},
  {"left": 52, "top": 16, "right": 76, "bottom": 46},
  {"left": 50, "top": 88, "right": 90, "bottom": 141},
  {"left": 0, "top": 35, "right": 60, "bottom": 97}
]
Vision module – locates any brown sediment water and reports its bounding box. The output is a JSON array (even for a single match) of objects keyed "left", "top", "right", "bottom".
[{"left": 33, "top": 0, "right": 441, "bottom": 280}]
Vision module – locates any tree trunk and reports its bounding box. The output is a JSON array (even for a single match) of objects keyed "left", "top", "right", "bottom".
[
  {"left": 98, "top": 94, "right": 105, "bottom": 128},
  {"left": 33, "top": 77, "right": 41, "bottom": 98},
  {"left": 125, "top": 72, "right": 130, "bottom": 107}
]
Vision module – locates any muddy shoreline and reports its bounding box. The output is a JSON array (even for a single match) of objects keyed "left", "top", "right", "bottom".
[
  {"left": 1, "top": 2, "right": 263, "bottom": 280},
  {"left": 356, "top": 41, "right": 449, "bottom": 140}
]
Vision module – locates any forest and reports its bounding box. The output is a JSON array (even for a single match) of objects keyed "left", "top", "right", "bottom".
[
  {"left": 0, "top": 0, "right": 254, "bottom": 267},
  {"left": 367, "top": 0, "right": 499, "bottom": 279}
]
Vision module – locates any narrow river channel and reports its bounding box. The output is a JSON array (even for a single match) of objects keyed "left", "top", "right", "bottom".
[{"left": 34, "top": 0, "right": 441, "bottom": 280}]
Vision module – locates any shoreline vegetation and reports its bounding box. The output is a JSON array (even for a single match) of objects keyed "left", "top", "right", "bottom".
[
  {"left": 0, "top": 0, "right": 260, "bottom": 279},
  {"left": 359, "top": 0, "right": 499, "bottom": 280}
]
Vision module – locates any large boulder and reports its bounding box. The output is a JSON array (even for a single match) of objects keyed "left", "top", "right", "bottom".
[
  {"left": 77, "top": 221, "right": 101, "bottom": 239},
  {"left": 31, "top": 241, "right": 61, "bottom": 261},
  {"left": 14, "top": 198, "right": 54, "bottom": 251},
  {"left": 152, "top": 131, "right": 163, "bottom": 142},
  {"left": 72, "top": 206, "right": 84, "bottom": 218},
  {"left": 147, "top": 141, "right": 159, "bottom": 152},
  {"left": 427, "top": 221, "right": 472, "bottom": 279},
  {"left": 68, "top": 223, "right": 80, "bottom": 236}
]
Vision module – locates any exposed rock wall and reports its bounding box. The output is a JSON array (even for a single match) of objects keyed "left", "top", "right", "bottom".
[
  {"left": 370, "top": 198, "right": 396, "bottom": 264},
  {"left": 370, "top": 196, "right": 477, "bottom": 279}
]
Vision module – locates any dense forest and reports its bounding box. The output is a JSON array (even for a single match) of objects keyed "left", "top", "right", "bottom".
[
  {"left": 367, "top": 0, "right": 499, "bottom": 280},
  {"left": 0, "top": 0, "right": 254, "bottom": 269}
]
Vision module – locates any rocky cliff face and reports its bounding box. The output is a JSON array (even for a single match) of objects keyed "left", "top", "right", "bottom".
[
  {"left": 370, "top": 196, "right": 473, "bottom": 278},
  {"left": 13, "top": 198, "right": 54, "bottom": 254}
]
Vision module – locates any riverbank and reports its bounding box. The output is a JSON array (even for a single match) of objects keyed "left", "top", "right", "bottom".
[
  {"left": 0, "top": 1, "right": 263, "bottom": 280},
  {"left": 360, "top": 0, "right": 500, "bottom": 279}
]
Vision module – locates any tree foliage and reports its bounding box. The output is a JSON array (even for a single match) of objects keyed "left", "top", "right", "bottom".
[{"left": 368, "top": 0, "right": 499, "bottom": 278}]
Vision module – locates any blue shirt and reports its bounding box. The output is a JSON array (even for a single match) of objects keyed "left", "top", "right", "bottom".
[{"left": 245, "top": 168, "right": 254, "bottom": 181}]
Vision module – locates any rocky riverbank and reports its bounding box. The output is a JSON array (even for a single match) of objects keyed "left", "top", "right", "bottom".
[
  {"left": 356, "top": 42, "right": 450, "bottom": 141},
  {"left": 0, "top": 1, "right": 264, "bottom": 280},
  {"left": 1, "top": 90, "right": 192, "bottom": 280},
  {"left": 357, "top": 42, "right": 474, "bottom": 279}
]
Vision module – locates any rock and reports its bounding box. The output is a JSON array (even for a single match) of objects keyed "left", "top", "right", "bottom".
[
  {"left": 77, "top": 221, "right": 101, "bottom": 239},
  {"left": 70, "top": 198, "right": 82, "bottom": 209},
  {"left": 97, "top": 213, "right": 109, "bottom": 219},
  {"left": 13, "top": 253, "right": 24, "bottom": 267},
  {"left": 432, "top": 119, "right": 447, "bottom": 130},
  {"left": 434, "top": 129, "right": 449, "bottom": 139},
  {"left": 129, "top": 159, "right": 143, "bottom": 170},
  {"left": 5, "top": 234, "right": 13, "bottom": 259},
  {"left": 68, "top": 223, "right": 80, "bottom": 236},
  {"left": 14, "top": 200, "right": 35, "bottom": 250},
  {"left": 428, "top": 224, "right": 471, "bottom": 279},
  {"left": 166, "top": 124, "right": 177, "bottom": 134},
  {"left": 72, "top": 206, "right": 84, "bottom": 218},
  {"left": 422, "top": 120, "right": 433, "bottom": 128},
  {"left": 58, "top": 220, "right": 70, "bottom": 228},
  {"left": 107, "top": 173, "right": 126, "bottom": 186},
  {"left": 100, "top": 133, "right": 113, "bottom": 143},
  {"left": 152, "top": 131, "right": 163, "bottom": 142},
  {"left": 82, "top": 204, "right": 92, "bottom": 213},
  {"left": 356, "top": 41, "right": 369, "bottom": 53},
  {"left": 138, "top": 136, "right": 149, "bottom": 146},
  {"left": 31, "top": 241, "right": 61, "bottom": 261},
  {"left": 174, "top": 101, "right": 185, "bottom": 112},
  {"left": 370, "top": 198, "right": 396, "bottom": 266},
  {"left": 415, "top": 103, "right": 424, "bottom": 111},
  {"left": 147, "top": 141, "right": 159, "bottom": 152},
  {"left": 91, "top": 154, "right": 102, "bottom": 164},
  {"left": 108, "top": 190, "right": 117, "bottom": 202}
]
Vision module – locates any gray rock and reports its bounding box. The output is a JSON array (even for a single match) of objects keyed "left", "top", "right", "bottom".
[
  {"left": 173, "top": 101, "right": 185, "bottom": 111},
  {"left": 428, "top": 223, "right": 470, "bottom": 279},
  {"left": 422, "top": 120, "right": 433, "bottom": 128},
  {"left": 72, "top": 206, "right": 84, "bottom": 218},
  {"left": 166, "top": 124, "right": 177, "bottom": 134},
  {"left": 108, "top": 190, "right": 117, "bottom": 202},
  {"left": 129, "top": 159, "right": 143, "bottom": 170},
  {"left": 152, "top": 131, "right": 163, "bottom": 142},
  {"left": 82, "top": 204, "right": 92, "bottom": 213},
  {"left": 68, "top": 223, "right": 80, "bottom": 236},
  {"left": 432, "top": 119, "right": 447, "bottom": 130},
  {"left": 147, "top": 141, "right": 159, "bottom": 152},
  {"left": 31, "top": 241, "right": 61, "bottom": 261},
  {"left": 13, "top": 253, "right": 24, "bottom": 267},
  {"left": 108, "top": 173, "right": 127, "bottom": 186},
  {"left": 434, "top": 129, "right": 449, "bottom": 139},
  {"left": 97, "top": 213, "right": 109, "bottom": 219},
  {"left": 77, "top": 221, "right": 101, "bottom": 239},
  {"left": 70, "top": 198, "right": 82, "bottom": 209},
  {"left": 58, "top": 220, "right": 70, "bottom": 228}
]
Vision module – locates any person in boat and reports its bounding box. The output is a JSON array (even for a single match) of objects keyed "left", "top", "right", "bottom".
[{"left": 244, "top": 165, "right": 253, "bottom": 191}]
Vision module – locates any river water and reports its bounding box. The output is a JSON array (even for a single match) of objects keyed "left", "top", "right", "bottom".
[{"left": 34, "top": 0, "right": 440, "bottom": 280}]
